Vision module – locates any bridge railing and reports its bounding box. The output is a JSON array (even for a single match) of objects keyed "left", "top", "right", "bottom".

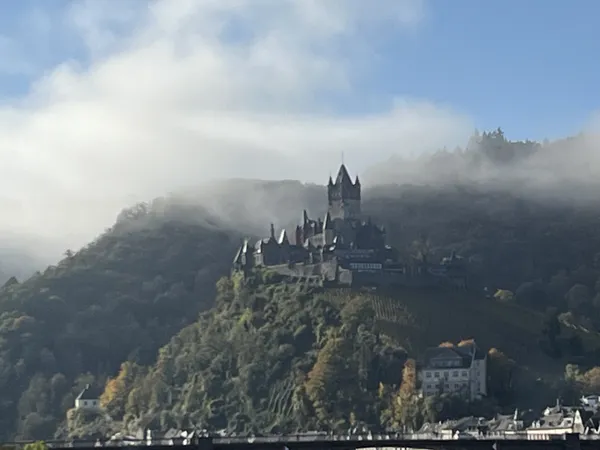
[{"left": 5, "top": 431, "right": 600, "bottom": 448}]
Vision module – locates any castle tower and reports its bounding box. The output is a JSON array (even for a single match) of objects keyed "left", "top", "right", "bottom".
[
  {"left": 327, "top": 164, "right": 361, "bottom": 222},
  {"left": 323, "top": 211, "right": 334, "bottom": 245}
]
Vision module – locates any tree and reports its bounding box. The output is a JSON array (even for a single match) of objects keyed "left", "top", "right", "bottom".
[
  {"left": 487, "top": 348, "right": 516, "bottom": 403},
  {"left": 457, "top": 338, "right": 475, "bottom": 347},
  {"left": 399, "top": 359, "right": 417, "bottom": 396},
  {"left": 580, "top": 367, "right": 600, "bottom": 394},
  {"left": 101, "top": 362, "right": 145, "bottom": 418},
  {"left": 493, "top": 289, "right": 514, "bottom": 302},
  {"left": 305, "top": 337, "right": 348, "bottom": 425},
  {"left": 565, "top": 284, "right": 591, "bottom": 312}
]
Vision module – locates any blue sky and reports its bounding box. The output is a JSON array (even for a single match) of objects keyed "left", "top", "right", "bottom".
[
  {"left": 0, "top": 0, "right": 597, "bottom": 141},
  {"left": 404, "top": 0, "right": 599, "bottom": 140}
]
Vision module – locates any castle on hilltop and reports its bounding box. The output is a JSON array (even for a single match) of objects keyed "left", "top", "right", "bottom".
[{"left": 233, "top": 164, "right": 467, "bottom": 289}]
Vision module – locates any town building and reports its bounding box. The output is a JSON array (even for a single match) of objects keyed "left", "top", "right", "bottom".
[
  {"left": 74, "top": 384, "right": 101, "bottom": 410},
  {"left": 418, "top": 341, "right": 487, "bottom": 401},
  {"left": 233, "top": 164, "right": 467, "bottom": 288}
]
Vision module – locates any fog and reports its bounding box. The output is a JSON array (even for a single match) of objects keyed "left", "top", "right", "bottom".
[{"left": 1, "top": 0, "right": 600, "bottom": 275}]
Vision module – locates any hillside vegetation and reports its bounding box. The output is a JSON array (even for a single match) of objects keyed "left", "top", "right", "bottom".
[
  {"left": 0, "top": 200, "right": 239, "bottom": 441},
  {"left": 96, "top": 276, "right": 600, "bottom": 436},
  {"left": 3, "top": 130, "right": 600, "bottom": 439}
]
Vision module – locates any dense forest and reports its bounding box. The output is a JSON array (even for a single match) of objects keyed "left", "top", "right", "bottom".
[{"left": 3, "top": 130, "right": 600, "bottom": 440}]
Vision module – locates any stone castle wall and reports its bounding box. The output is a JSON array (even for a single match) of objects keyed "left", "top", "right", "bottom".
[{"left": 261, "top": 259, "right": 465, "bottom": 289}]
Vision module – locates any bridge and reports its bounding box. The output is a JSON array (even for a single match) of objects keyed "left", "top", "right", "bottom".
[{"left": 35, "top": 433, "right": 595, "bottom": 450}]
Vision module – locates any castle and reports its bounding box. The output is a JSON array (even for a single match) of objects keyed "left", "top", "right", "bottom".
[{"left": 233, "top": 164, "right": 467, "bottom": 288}]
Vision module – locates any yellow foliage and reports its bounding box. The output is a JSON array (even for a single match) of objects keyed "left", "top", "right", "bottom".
[
  {"left": 457, "top": 338, "right": 475, "bottom": 347},
  {"left": 100, "top": 361, "right": 140, "bottom": 416},
  {"left": 399, "top": 358, "right": 417, "bottom": 396},
  {"left": 579, "top": 367, "right": 600, "bottom": 393},
  {"left": 494, "top": 289, "right": 514, "bottom": 302},
  {"left": 100, "top": 377, "right": 121, "bottom": 408},
  {"left": 438, "top": 341, "right": 454, "bottom": 347}
]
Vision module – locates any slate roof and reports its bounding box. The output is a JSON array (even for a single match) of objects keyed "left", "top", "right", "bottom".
[
  {"left": 421, "top": 341, "right": 485, "bottom": 369},
  {"left": 76, "top": 384, "right": 101, "bottom": 401},
  {"left": 335, "top": 164, "right": 353, "bottom": 185}
]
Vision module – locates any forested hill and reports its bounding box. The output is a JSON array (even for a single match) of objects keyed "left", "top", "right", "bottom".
[
  {"left": 92, "top": 277, "right": 600, "bottom": 437},
  {"left": 5, "top": 131, "right": 600, "bottom": 440},
  {"left": 0, "top": 200, "right": 240, "bottom": 441}
]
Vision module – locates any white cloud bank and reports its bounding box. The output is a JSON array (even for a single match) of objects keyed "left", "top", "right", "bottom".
[{"left": 0, "top": 0, "right": 472, "bottom": 260}]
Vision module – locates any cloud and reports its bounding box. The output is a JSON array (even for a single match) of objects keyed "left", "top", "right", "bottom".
[{"left": 0, "top": 0, "right": 472, "bottom": 261}]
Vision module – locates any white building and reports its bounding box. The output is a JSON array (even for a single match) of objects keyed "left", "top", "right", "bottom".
[
  {"left": 418, "top": 340, "right": 487, "bottom": 401},
  {"left": 526, "top": 404, "right": 585, "bottom": 440},
  {"left": 581, "top": 395, "right": 600, "bottom": 410},
  {"left": 75, "top": 384, "right": 101, "bottom": 410}
]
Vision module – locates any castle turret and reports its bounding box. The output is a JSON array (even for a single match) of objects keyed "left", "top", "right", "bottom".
[
  {"left": 323, "top": 211, "right": 334, "bottom": 245},
  {"left": 278, "top": 229, "right": 289, "bottom": 245}
]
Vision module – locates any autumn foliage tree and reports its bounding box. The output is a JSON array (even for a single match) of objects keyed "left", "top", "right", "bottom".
[
  {"left": 457, "top": 338, "right": 475, "bottom": 347},
  {"left": 390, "top": 358, "right": 424, "bottom": 431},
  {"left": 101, "top": 362, "right": 146, "bottom": 419},
  {"left": 487, "top": 348, "right": 516, "bottom": 401},
  {"left": 305, "top": 337, "right": 348, "bottom": 425}
]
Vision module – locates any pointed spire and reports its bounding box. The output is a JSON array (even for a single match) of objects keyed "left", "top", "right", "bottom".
[
  {"left": 270, "top": 223, "right": 275, "bottom": 240},
  {"left": 354, "top": 175, "right": 360, "bottom": 186},
  {"left": 328, "top": 175, "right": 334, "bottom": 186},
  {"left": 324, "top": 211, "right": 333, "bottom": 229},
  {"left": 335, "top": 164, "right": 352, "bottom": 185},
  {"left": 278, "top": 229, "right": 289, "bottom": 245},
  {"left": 303, "top": 209, "right": 309, "bottom": 223},
  {"left": 233, "top": 246, "right": 243, "bottom": 265},
  {"left": 295, "top": 225, "right": 303, "bottom": 246}
]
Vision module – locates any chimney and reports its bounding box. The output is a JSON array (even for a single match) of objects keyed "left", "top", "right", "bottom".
[{"left": 270, "top": 223, "right": 275, "bottom": 239}]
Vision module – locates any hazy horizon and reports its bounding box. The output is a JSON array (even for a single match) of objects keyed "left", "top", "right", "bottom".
[{"left": 2, "top": 0, "right": 600, "bottom": 270}]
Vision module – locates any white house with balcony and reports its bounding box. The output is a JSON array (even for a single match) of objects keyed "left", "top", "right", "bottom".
[
  {"left": 75, "top": 384, "right": 101, "bottom": 410},
  {"left": 418, "top": 340, "right": 487, "bottom": 401}
]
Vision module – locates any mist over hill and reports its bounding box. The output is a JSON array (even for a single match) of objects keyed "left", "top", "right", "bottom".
[{"left": 365, "top": 130, "right": 600, "bottom": 204}]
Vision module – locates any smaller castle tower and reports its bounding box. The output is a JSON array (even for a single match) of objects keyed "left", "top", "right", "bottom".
[{"left": 323, "top": 212, "right": 334, "bottom": 245}]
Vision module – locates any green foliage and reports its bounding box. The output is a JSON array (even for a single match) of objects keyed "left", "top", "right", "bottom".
[
  {"left": 0, "top": 201, "right": 238, "bottom": 441},
  {"left": 109, "top": 284, "right": 407, "bottom": 433},
  {"left": 22, "top": 442, "right": 47, "bottom": 450}
]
